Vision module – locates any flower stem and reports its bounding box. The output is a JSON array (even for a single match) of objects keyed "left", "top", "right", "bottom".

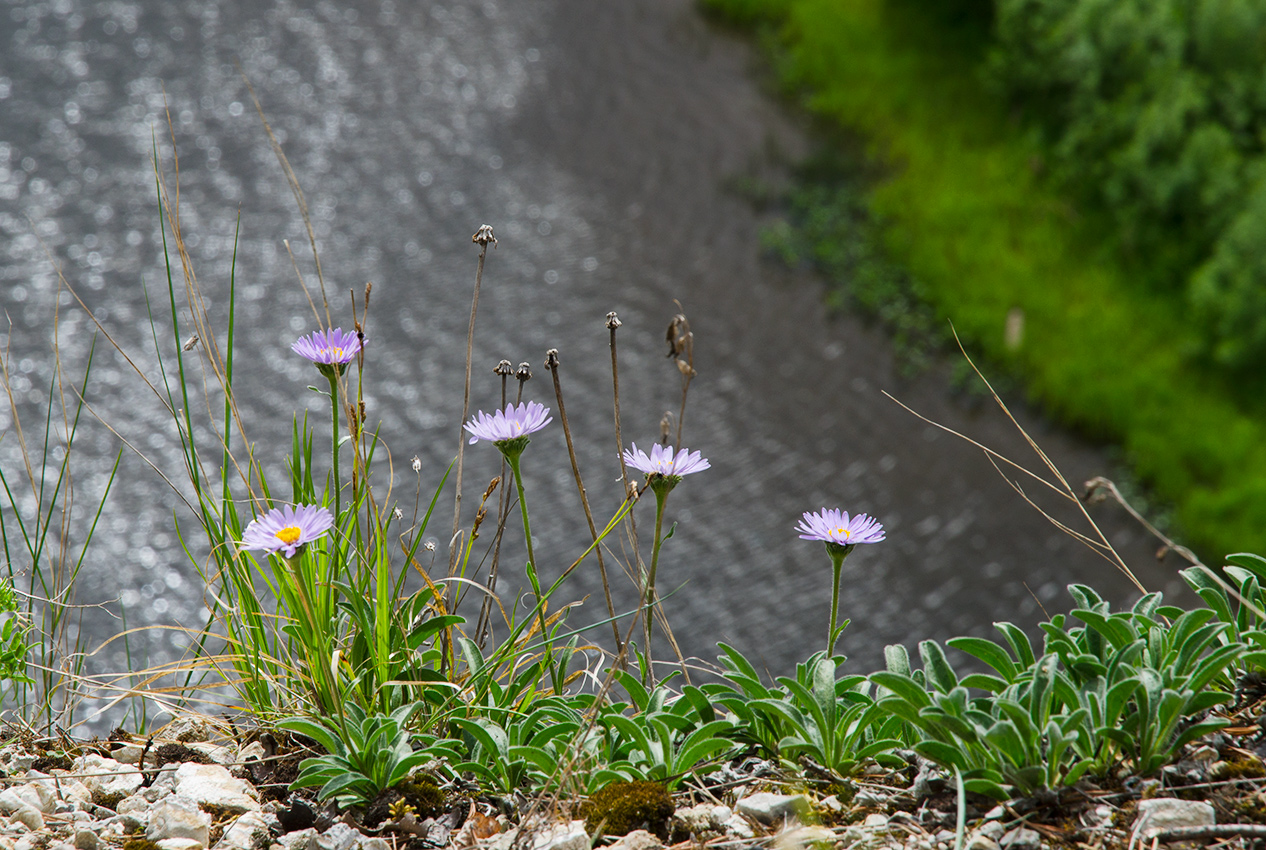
[
  {"left": 643, "top": 484, "right": 669, "bottom": 682},
  {"left": 825, "top": 542, "right": 854, "bottom": 656},
  {"left": 506, "top": 453, "right": 549, "bottom": 647},
  {"left": 326, "top": 373, "right": 341, "bottom": 569}
]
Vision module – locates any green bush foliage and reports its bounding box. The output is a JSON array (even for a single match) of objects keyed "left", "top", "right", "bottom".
[
  {"left": 698, "top": 0, "right": 1266, "bottom": 558},
  {"left": 990, "top": 0, "right": 1266, "bottom": 367}
]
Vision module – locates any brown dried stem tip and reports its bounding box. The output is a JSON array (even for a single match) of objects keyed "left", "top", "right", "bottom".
[
  {"left": 516, "top": 361, "right": 532, "bottom": 383},
  {"left": 545, "top": 349, "right": 560, "bottom": 370},
  {"left": 472, "top": 224, "right": 497, "bottom": 247},
  {"left": 666, "top": 313, "right": 696, "bottom": 377},
  {"left": 605, "top": 311, "right": 622, "bottom": 330},
  {"left": 494, "top": 359, "right": 514, "bottom": 377}
]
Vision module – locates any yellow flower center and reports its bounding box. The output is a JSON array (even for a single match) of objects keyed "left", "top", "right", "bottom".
[
  {"left": 275, "top": 526, "right": 302, "bottom": 545},
  {"left": 835, "top": 528, "right": 851, "bottom": 538},
  {"left": 327, "top": 347, "right": 344, "bottom": 360}
]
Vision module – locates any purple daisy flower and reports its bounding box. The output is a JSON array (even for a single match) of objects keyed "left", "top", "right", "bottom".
[
  {"left": 797, "top": 508, "right": 885, "bottom": 546},
  {"left": 623, "top": 442, "right": 711, "bottom": 478},
  {"left": 239, "top": 504, "right": 335, "bottom": 559},
  {"left": 464, "top": 401, "right": 553, "bottom": 445},
  {"left": 291, "top": 328, "right": 362, "bottom": 366}
]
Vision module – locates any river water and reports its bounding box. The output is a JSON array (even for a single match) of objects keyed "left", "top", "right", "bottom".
[{"left": 1, "top": 0, "right": 1186, "bottom": 724}]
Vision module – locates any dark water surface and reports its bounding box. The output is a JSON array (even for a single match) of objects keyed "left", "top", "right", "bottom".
[{"left": 1, "top": 0, "right": 1185, "bottom": 721}]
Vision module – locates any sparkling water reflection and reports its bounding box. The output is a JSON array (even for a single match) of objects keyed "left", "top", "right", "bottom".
[{"left": 1, "top": 0, "right": 1185, "bottom": 727}]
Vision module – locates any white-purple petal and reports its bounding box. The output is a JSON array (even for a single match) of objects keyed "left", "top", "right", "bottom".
[
  {"left": 464, "top": 401, "right": 553, "bottom": 444},
  {"left": 796, "top": 507, "right": 885, "bottom": 546},
  {"left": 623, "top": 442, "right": 710, "bottom": 477},
  {"left": 291, "top": 328, "right": 362, "bottom": 366},
  {"left": 239, "top": 503, "right": 335, "bottom": 559}
]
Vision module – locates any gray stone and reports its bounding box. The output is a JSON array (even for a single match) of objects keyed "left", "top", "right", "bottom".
[
  {"left": 173, "top": 763, "right": 260, "bottom": 814},
  {"left": 978, "top": 822, "right": 1005, "bottom": 841},
  {"left": 71, "top": 755, "right": 143, "bottom": 803},
  {"left": 487, "top": 821, "right": 590, "bottom": 850},
  {"left": 72, "top": 829, "right": 98, "bottom": 850},
  {"left": 360, "top": 841, "right": 391, "bottom": 850},
  {"left": 780, "top": 825, "right": 838, "bottom": 847},
  {"left": 276, "top": 829, "right": 318, "bottom": 850},
  {"left": 864, "top": 814, "right": 890, "bottom": 829},
  {"left": 1135, "top": 798, "right": 1215, "bottom": 839},
  {"left": 214, "top": 811, "right": 273, "bottom": 850},
  {"left": 855, "top": 790, "right": 891, "bottom": 809},
  {"left": 6, "top": 807, "right": 42, "bottom": 832},
  {"left": 607, "top": 829, "right": 664, "bottom": 850},
  {"left": 158, "top": 836, "right": 207, "bottom": 850},
  {"left": 737, "top": 792, "right": 811, "bottom": 825},
  {"left": 148, "top": 796, "right": 211, "bottom": 845},
  {"left": 167, "top": 716, "right": 217, "bottom": 743},
  {"left": 157, "top": 841, "right": 206, "bottom": 850},
  {"left": 1000, "top": 827, "right": 1042, "bottom": 850},
  {"left": 966, "top": 835, "right": 1000, "bottom": 850},
  {"left": 111, "top": 744, "right": 145, "bottom": 765},
  {"left": 314, "top": 824, "right": 359, "bottom": 850}
]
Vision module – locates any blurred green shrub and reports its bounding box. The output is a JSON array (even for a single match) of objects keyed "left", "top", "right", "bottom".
[{"left": 990, "top": 0, "right": 1266, "bottom": 368}]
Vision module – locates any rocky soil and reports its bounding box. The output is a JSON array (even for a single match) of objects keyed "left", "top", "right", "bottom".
[{"left": 1, "top": 715, "right": 1265, "bottom": 850}]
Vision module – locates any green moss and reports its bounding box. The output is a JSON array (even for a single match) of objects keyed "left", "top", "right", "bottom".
[
  {"left": 398, "top": 776, "right": 445, "bottom": 818},
  {"left": 582, "top": 780, "right": 674, "bottom": 840},
  {"left": 122, "top": 841, "right": 162, "bottom": 850}
]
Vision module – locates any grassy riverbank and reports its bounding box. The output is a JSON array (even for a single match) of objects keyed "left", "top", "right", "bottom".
[{"left": 701, "top": 0, "right": 1266, "bottom": 559}]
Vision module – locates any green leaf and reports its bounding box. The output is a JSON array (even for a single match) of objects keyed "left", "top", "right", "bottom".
[{"left": 947, "top": 637, "right": 1019, "bottom": 682}]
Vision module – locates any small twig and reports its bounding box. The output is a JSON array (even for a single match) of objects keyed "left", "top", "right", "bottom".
[
  {"left": 449, "top": 225, "right": 496, "bottom": 580},
  {"left": 1153, "top": 825, "right": 1266, "bottom": 841},
  {"left": 546, "top": 349, "right": 622, "bottom": 654},
  {"left": 477, "top": 359, "right": 515, "bottom": 648}
]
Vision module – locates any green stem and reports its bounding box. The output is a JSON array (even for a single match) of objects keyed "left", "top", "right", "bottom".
[
  {"left": 828, "top": 549, "right": 844, "bottom": 656},
  {"left": 643, "top": 484, "right": 669, "bottom": 682},
  {"left": 506, "top": 453, "right": 549, "bottom": 647},
  {"left": 327, "top": 374, "right": 341, "bottom": 530},
  {"left": 825, "top": 542, "right": 853, "bottom": 657}
]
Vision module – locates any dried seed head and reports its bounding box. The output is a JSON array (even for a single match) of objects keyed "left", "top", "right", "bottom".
[
  {"left": 483, "top": 477, "right": 502, "bottom": 501},
  {"left": 666, "top": 314, "right": 690, "bottom": 358},
  {"left": 545, "top": 349, "right": 560, "bottom": 370},
  {"left": 182, "top": 335, "right": 200, "bottom": 351},
  {"left": 606, "top": 311, "right": 622, "bottom": 330},
  {"left": 364, "top": 281, "right": 373, "bottom": 312},
  {"left": 659, "top": 412, "right": 672, "bottom": 445},
  {"left": 676, "top": 358, "right": 697, "bottom": 378},
  {"left": 411, "top": 455, "right": 422, "bottom": 473},
  {"left": 472, "top": 224, "right": 497, "bottom": 247},
  {"left": 424, "top": 539, "right": 437, "bottom": 552},
  {"left": 392, "top": 507, "right": 403, "bottom": 521},
  {"left": 516, "top": 362, "right": 532, "bottom": 382},
  {"left": 494, "top": 359, "right": 514, "bottom": 377}
]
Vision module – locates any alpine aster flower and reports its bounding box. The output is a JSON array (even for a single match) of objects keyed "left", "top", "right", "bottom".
[
  {"left": 797, "top": 508, "right": 885, "bottom": 546},
  {"left": 291, "top": 328, "right": 362, "bottom": 371},
  {"left": 622, "top": 443, "right": 710, "bottom": 478},
  {"left": 463, "top": 401, "right": 553, "bottom": 445},
  {"left": 239, "top": 504, "right": 334, "bottom": 559}
]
